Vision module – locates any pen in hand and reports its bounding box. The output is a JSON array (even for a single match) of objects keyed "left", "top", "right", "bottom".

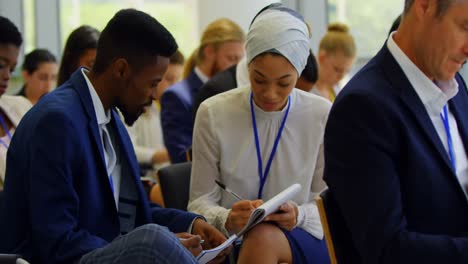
[
  {"left": 179, "top": 237, "right": 205, "bottom": 244},
  {"left": 215, "top": 180, "right": 244, "bottom": 201}
]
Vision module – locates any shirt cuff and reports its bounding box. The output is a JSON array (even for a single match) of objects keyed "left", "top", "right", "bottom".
[
  {"left": 188, "top": 215, "right": 207, "bottom": 233},
  {"left": 295, "top": 201, "right": 305, "bottom": 228}
]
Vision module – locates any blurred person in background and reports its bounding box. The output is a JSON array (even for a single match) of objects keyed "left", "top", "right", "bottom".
[
  {"left": 18, "top": 48, "right": 58, "bottom": 104},
  {"left": 312, "top": 22, "right": 356, "bottom": 102},
  {"left": 161, "top": 18, "right": 245, "bottom": 163},
  {"left": 57, "top": 25, "right": 100, "bottom": 86}
]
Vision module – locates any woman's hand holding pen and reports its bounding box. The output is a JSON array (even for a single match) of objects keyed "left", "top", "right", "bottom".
[
  {"left": 264, "top": 201, "right": 298, "bottom": 231},
  {"left": 225, "top": 199, "right": 263, "bottom": 233}
]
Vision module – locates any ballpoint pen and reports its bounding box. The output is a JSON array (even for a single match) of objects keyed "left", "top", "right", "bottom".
[
  {"left": 179, "top": 237, "right": 205, "bottom": 244},
  {"left": 215, "top": 180, "right": 244, "bottom": 201}
]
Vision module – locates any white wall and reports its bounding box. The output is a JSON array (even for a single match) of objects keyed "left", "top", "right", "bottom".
[
  {"left": 35, "top": 0, "right": 61, "bottom": 56},
  {"left": 197, "top": 0, "right": 327, "bottom": 53},
  {"left": 0, "top": 1, "right": 23, "bottom": 33},
  {"left": 299, "top": 0, "right": 328, "bottom": 53},
  {"left": 197, "top": 0, "right": 279, "bottom": 36}
]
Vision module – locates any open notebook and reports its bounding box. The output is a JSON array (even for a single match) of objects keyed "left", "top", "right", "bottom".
[{"left": 195, "top": 183, "right": 302, "bottom": 264}]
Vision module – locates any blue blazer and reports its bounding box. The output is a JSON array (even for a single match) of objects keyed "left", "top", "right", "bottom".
[
  {"left": 160, "top": 71, "right": 203, "bottom": 163},
  {"left": 0, "top": 70, "right": 198, "bottom": 263},
  {"left": 324, "top": 45, "right": 468, "bottom": 263}
]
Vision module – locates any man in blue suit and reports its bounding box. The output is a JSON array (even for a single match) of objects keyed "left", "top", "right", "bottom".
[
  {"left": 324, "top": 0, "right": 468, "bottom": 263},
  {"left": 0, "top": 9, "right": 229, "bottom": 264},
  {"left": 160, "top": 18, "right": 245, "bottom": 163}
]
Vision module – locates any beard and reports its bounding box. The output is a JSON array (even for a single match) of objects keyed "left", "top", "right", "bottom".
[{"left": 116, "top": 103, "right": 142, "bottom": 126}]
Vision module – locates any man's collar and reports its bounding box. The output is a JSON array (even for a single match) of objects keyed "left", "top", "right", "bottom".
[{"left": 81, "top": 68, "right": 111, "bottom": 126}]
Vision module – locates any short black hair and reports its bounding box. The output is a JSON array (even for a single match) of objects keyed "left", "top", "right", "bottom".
[
  {"left": 300, "top": 51, "right": 318, "bottom": 84},
  {"left": 388, "top": 15, "right": 402, "bottom": 36},
  {"left": 170, "top": 49, "right": 185, "bottom": 65},
  {"left": 93, "top": 9, "right": 178, "bottom": 74},
  {"left": 0, "top": 16, "right": 22, "bottom": 47},
  {"left": 22, "top": 49, "right": 57, "bottom": 73}
]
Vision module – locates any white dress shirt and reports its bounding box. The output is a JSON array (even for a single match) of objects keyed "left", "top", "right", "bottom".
[
  {"left": 82, "top": 69, "right": 121, "bottom": 207},
  {"left": 188, "top": 86, "right": 331, "bottom": 239},
  {"left": 387, "top": 32, "right": 468, "bottom": 196}
]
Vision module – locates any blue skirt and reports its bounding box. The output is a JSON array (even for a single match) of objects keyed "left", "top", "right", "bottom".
[
  {"left": 283, "top": 227, "right": 330, "bottom": 264},
  {"left": 232, "top": 227, "right": 330, "bottom": 264}
]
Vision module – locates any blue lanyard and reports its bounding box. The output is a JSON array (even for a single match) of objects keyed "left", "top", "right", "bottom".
[
  {"left": 440, "top": 105, "right": 456, "bottom": 172},
  {"left": 0, "top": 114, "right": 12, "bottom": 149},
  {"left": 250, "top": 93, "right": 291, "bottom": 199}
]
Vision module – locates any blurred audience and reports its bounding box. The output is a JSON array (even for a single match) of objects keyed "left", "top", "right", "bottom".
[{"left": 161, "top": 18, "right": 245, "bottom": 163}]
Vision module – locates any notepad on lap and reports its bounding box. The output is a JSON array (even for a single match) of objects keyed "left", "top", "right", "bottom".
[{"left": 195, "top": 183, "right": 302, "bottom": 264}]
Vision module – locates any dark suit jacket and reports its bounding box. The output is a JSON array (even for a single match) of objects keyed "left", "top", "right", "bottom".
[
  {"left": 192, "top": 64, "right": 237, "bottom": 122},
  {"left": 160, "top": 71, "right": 203, "bottom": 163},
  {"left": 0, "top": 69, "right": 198, "bottom": 263},
  {"left": 324, "top": 45, "right": 468, "bottom": 263}
]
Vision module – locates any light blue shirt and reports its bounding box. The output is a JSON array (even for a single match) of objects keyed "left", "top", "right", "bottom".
[{"left": 82, "top": 68, "right": 121, "bottom": 208}]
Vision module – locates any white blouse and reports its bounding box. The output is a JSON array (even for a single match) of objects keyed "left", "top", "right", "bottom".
[
  {"left": 126, "top": 101, "right": 168, "bottom": 167},
  {"left": 188, "top": 86, "right": 331, "bottom": 239}
]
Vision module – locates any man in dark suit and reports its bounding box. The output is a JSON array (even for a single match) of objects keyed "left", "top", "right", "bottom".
[
  {"left": 160, "top": 19, "right": 245, "bottom": 163},
  {"left": 0, "top": 9, "right": 228, "bottom": 264},
  {"left": 324, "top": 0, "right": 468, "bottom": 263}
]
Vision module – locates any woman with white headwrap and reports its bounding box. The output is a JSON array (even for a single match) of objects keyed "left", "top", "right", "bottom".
[{"left": 188, "top": 4, "right": 331, "bottom": 263}]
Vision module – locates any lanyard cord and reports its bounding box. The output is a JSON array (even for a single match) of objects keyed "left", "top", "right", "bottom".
[
  {"left": 440, "top": 105, "right": 456, "bottom": 172},
  {"left": 250, "top": 93, "right": 291, "bottom": 199}
]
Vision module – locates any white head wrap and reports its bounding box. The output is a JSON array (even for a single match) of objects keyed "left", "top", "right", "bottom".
[{"left": 246, "top": 5, "right": 310, "bottom": 75}]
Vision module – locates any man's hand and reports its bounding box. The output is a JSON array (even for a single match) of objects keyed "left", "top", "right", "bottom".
[
  {"left": 176, "top": 232, "right": 203, "bottom": 257},
  {"left": 192, "top": 218, "right": 231, "bottom": 264},
  {"left": 225, "top": 199, "right": 263, "bottom": 234},
  {"left": 264, "top": 201, "right": 298, "bottom": 231}
]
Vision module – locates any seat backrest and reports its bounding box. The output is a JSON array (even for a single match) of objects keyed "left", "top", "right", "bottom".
[
  {"left": 157, "top": 162, "right": 191, "bottom": 211},
  {"left": 0, "top": 254, "right": 26, "bottom": 264},
  {"left": 317, "top": 189, "right": 361, "bottom": 264}
]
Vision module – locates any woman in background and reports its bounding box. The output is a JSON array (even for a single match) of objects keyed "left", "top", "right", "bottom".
[
  {"left": 189, "top": 4, "right": 330, "bottom": 263},
  {"left": 57, "top": 25, "right": 100, "bottom": 85},
  {"left": 312, "top": 22, "right": 356, "bottom": 102},
  {"left": 19, "top": 49, "right": 57, "bottom": 104}
]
